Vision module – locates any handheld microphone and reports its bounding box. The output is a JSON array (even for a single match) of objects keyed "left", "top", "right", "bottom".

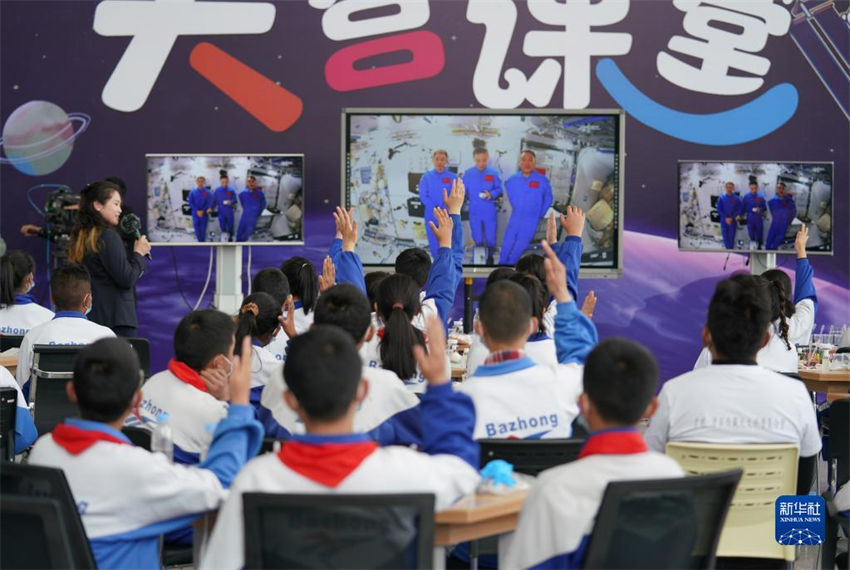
[{"left": 119, "top": 213, "right": 152, "bottom": 260}]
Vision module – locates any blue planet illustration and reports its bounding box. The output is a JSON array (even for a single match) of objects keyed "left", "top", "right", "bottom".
[{"left": 0, "top": 100, "right": 90, "bottom": 176}]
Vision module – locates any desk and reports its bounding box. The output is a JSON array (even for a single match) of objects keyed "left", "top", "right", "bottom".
[
  {"left": 0, "top": 354, "right": 17, "bottom": 377},
  {"left": 435, "top": 489, "right": 528, "bottom": 545},
  {"left": 798, "top": 369, "right": 850, "bottom": 402}
]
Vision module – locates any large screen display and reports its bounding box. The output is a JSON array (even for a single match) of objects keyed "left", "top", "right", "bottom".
[
  {"left": 678, "top": 161, "right": 833, "bottom": 254},
  {"left": 342, "top": 109, "right": 624, "bottom": 276},
  {"left": 146, "top": 154, "right": 304, "bottom": 245}
]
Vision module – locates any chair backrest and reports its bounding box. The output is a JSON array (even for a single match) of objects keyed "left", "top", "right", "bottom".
[
  {"left": 826, "top": 398, "right": 849, "bottom": 487},
  {"left": 582, "top": 470, "right": 742, "bottom": 569},
  {"left": 243, "top": 492, "right": 435, "bottom": 569},
  {"left": 0, "top": 334, "right": 25, "bottom": 351},
  {"left": 0, "top": 463, "right": 96, "bottom": 569},
  {"left": 666, "top": 442, "right": 799, "bottom": 561},
  {"left": 0, "top": 387, "right": 18, "bottom": 461},
  {"left": 478, "top": 438, "right": 585, "bottom": 476},
  {"left": 125, "top": 337, "right": 151, "bottom": 379},
  {"left": 121, "top": 426, "right": 152, "bottom": 451},
  {"left": 30, "top": 345, "right": 84, "bottom": 434}
]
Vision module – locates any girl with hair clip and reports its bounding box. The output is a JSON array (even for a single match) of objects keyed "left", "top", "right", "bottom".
[
  {"left": 694, "top": 226, "right": 816, "bottom": 373},
  {"left": 0, "top": 250, "right": 54, "bottom": 335},
  {"left": 280, "top": 257, "right": 318, "bottom": 335},
  {"left": 68, "top": 180, "right": 151, "bottom": 337},
  {"left": 234, "top": 292, "right": 283, "bottom": 409}
]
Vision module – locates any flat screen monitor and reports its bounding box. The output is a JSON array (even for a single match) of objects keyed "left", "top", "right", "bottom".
[
  {"left": 678, "top": 161, "right": 833, "bottom": 254},
  {"left": 342, "top": 109, "right": 624, "bottom": 277},
  {"left": 146, "top": 154, "right": 304, "bottom": 245}
]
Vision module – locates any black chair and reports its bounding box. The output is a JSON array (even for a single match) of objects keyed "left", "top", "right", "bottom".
[
  {"left": 122, "top": 426, "right": 152, "bottom": 450},
  {"left": 821, "top": 490, "right": 850, "bottom": 570},
  {"left": 0, "top": 463, "right": 96, "bottom": 569},
  {"left": 825, "top": 398, "right": 849, "bottom": 489},
  {"left": 582, "top": 469, "right": 742, "bottom": 569},
  {"left": 125, "top": 337, "right": 151, "bottom": 379},
  {"left": 243, "top": 493, "right": 435, "bottom": 569},
  {"left": 0, "top": 334, "right": 24, "bottom": 351},
  {"left": 0, "top": 386, "right": 18, "bottom": 461},
  {"left": 29, "top": 345, "right": 84, "bottom": 434},
  {"left": 478, "top": 438, "right": 585, "bottom": 476}
]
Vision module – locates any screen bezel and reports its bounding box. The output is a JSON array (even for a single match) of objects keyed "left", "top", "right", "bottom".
[
  {"left": 341, "top": 108, "right": 625, "bottom": 278},
  {"left": 676, "top": 159, "right": 834, "bottom": 256},
  {"left": 145, "top": 153, "right": 305, "bottom": 247}
]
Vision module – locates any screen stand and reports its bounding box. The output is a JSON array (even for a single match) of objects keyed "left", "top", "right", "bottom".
[
  {"left": 215, "top": 245, "right": 243, "bottom": 314},
  {"left": 749, "top": 252, "right": 776, "bottom": 275}
]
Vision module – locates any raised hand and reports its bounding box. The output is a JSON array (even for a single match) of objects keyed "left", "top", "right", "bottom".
[
  {"left": 333, "top": 206, "right": 358, "bottom": 252},
  {"left": 581, "top": 291, "right": 597, "bottom": 318},
  {"left": 318, "top": 255, "right": 336, "bottom": 293},
  {"left": 541, "top": 240, "right": 572, "bottom": 303},
  {"left": 412, "top": 315, "right": 449, "bottom": 386},
  {"left": 428, "top": 207, "right": 454, "bottom": 248},
  {"left": 546, "top": 211, "right": 558, "bottom": 244},
  {"left": 279, "top": 296, "right": 297, "bottom": 339},
  {"left": 227, "top": 335, "right": 253, "bottom": 405},
  {"left": 443, "top": 178, "right": 466, "bottom": 216},
  {"left": 561, "top": 205, "right": 586, "bottom": 237},
  {"left": 795, "top": 224, "right": 809, "bottom": 259}
]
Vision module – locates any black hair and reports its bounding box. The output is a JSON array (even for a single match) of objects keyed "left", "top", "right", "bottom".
[
  {"left": 235, "top": 292, "right": 282, "bottom": 355},
  {"left": 0, "top": 250, "right": 35, "bottom": 307},
  {"left": 219, "top": 170, "right": 228, "bottom": 180},
  {"left": 103, "top": 176, "right": 128, "bottom": 198},
  {"left": 173, "top": 309, "right": 236, "bottom": 371},
  {"left": 314, "top": 284, "right": 372, "bottom": 344},
  {"left": 515, "top": 254, "right": 550, "bottom": 298},
  {"left": 50, "top": 263, "right": 91, "bottom": 310},
  {"left": 68, "top": 180, "right": 121, "bottom": 263},
  {"left": 376, "top": 274, "right": 425, "bottom": 380},
  {"left": 584, "top": 338, "right": 659, "bottom": 425},
  {"left": 479, "top": 280, "right": 532, "bottom": 343},
  {"left": 283, "top": 325, "right": 362, "bottom": 422},
  {"left": 485, "top": 267, "right": 515, "bottom": 288},
  {"left": 364, "top": 271, "right": 389, "bottom": 308},
  {"left": 395, "top": 248, "right": 431, "bottom": 289},
  {"left": 707, "top": 274, "right": 772, "bottom": 361},
  {"left": 251, "top": 268, "right": 290, "bottom": 307},
  {"left": 509, "top": 273, "right": 547, "bottom": 334},
  {"left": 521, "top": 149, "right": 536, "bottom": 159},
  {"left": 761, "top": 269, "right": 796, "bottom": 350},
  {"left": 281, "top": 257, "right": 318, "bottom": 315},
  {"left": 473, "top": 147, "right": 488, "bottom": 156},
  {"left": 73, "top": 338, "right": 141, "bottom": 422}
]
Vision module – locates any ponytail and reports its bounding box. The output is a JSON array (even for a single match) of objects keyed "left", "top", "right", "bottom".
[
  {"left": 0, "top": 250, "right": 35, "bottom": 307},
  {"left": 510, "top": 272, "right": 548, "bottom": 334},
  {"left": 377, "top": 274, "right": 424, "bottom": 380},
  {"left": 281, "top": 257, "right": 318, "bottom": 315},
  {"left": 234, "top": 292, "right": 282, "bottom": 355},
  {"left": 761, "top": 269, "right": 796, "bottom": 350}
]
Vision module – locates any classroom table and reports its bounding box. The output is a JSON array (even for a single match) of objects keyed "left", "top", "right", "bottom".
[
  {"left": 0, "top": 354, "right": 17, "bottom": 377},
  {"left": 434, "top": 488, "right": 528, "bottom": 546},
  {"left": 797, "top": 369, "right": 850, "bottom": 402}
]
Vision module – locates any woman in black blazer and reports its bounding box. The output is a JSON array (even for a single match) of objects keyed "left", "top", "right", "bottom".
[{"left": 68, "top": 180, "right": 151, "bottom": 337}]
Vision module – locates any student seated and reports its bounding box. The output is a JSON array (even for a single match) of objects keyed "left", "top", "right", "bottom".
[
  {"left": 0, "top": 365, "right": 37, "bottom": 453},
  {"left": 503, "top": 338, "right": 684, "bottom": 568},
  {"left": 200, "top": 320, "right": 481, "bottom": 570},
  {"left": 645, "top": 273, "right": 821, "bottom": 493},
  {"left": 136, "top": 309, "right": 241, "bottom": 463},
  {"left": 251, "top": 267, "right": 291, "bottom": 362},
  {"left": 281, "top": 256, "right": 319, "bottom": 334},
  {"left": 0, "top": 249, "right": 54, "bottom": 335},
  {"left": 28, "top": 337, "right": 262, "bottom": 569},
  {"left": 16, "top": 263, "right": 115, "bottom": 389},
  {"left": 258, "top": 284, "right": 421, "bottom": 444},
  {"left": 694, "top": 227, "right": 816, "bottom": 373},
  {"left": 234, "top": 292, "right": 283, "bottom": 410}
]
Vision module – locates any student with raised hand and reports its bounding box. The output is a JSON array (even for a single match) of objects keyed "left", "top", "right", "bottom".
[
  {"left": 280, "top": 256, "right": 318, "bottom": 335},
  {"left": 233, "top": 293, "right": 283, "bottom": 410},
  {"left": 0, "top": 365, "right": 37, "bottom": 453},
  {"left": 0, "top": 249, "right": 54, "bottom": 335},
  {"left": 503, "top": 338, "right": 684, "bottom": 569},
  {"left": 645, "top": 273, "right": 821, "bottom": 493},
  {"left": 16, "top": 263, "right": 115, "bottom": 390},
  {"left": 328, "top": 206, "right": 367, "bottom": 293},
  {"left": 692, "top": 227, "right": 816, "bottom": 373},
  {"left": 29, "top": 336, "right": 262, "bottom": 570},
  {"left": 250, "top": 268, "right": 291, "bottom": 363},
  {"left": 200, "top": 319, "right": 480, "bottom": 570},
  {"left": 259, "top": 284, "right": 421, "bottom": 445}
]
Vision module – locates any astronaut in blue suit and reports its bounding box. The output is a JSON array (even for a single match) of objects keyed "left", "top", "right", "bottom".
[
  {"left": 236, "top": 176, "right": 267, "bottom": 242},
  {"left": 213, "top": 174, "right": 237, "bottom": 242},
  {"left": 499, "top": 150, "right": 553, "bottom": 265},
  {"left": 462, "top": 147, "right": 502, "bottom": 264},
  {"left": 187, "top": 176, "right": 214, "bottom": 242},
  {"left": 741, "top": 179, "right": 767, "bottom": 249},
  {"left": 716, "top": 182, "right": 743, "bottom": 250},
  {"left": 418, "top": 150, "right": 457, "bottom": 257},
  {"left": 766, "top": 182, "right": 797, "bottom": 250}
]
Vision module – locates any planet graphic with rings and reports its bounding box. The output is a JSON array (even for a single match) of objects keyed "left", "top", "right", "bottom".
[{"left": 0, "top": 100, "right": 90, "bottom": 176}]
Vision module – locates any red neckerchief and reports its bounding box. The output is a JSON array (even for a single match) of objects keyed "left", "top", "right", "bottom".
[
  {"left": 484, "top": 350, "right": 525, "bottom": 365},
  {"left": 168, "top": 358, "right": 207, "bottom": 392},
  {"left": 277, "top": 440, "right": 378, "bottom": 488},
  {"left": 52, "top": 424, "right": 129, "bottom": 455},
  {"left": 577, "top": 429, "right": 648, "bottom": 460}
]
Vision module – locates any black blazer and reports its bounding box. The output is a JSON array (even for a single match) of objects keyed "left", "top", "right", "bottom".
[{"left": 84, "top": 228, "right": 148, "bottom": 328}]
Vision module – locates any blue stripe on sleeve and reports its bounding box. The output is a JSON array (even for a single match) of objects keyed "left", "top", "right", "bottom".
[
  {"left": 335, "top": 252, "right": 367, "bottom": 294},
  {"left": 419, "top": 383, "right": 479, "bottom": 468},
  {"left": 367, "top": 405, "right": 423, "bottom": 447},
  {"left": 553, "top": 301, "right": 598, "bottom": 365},
  {"left": 197, "top": 404, "right": 263, "bottom": 488},
  {"left": 556, "top": 236, "right": 583, "bottom": 302},
  {"left": 424, "top": 247, "right": 457, "bottom": 328},
  {"left": 13, "top": 405, "right": 37, "bottom": 453},
  {"left": 793, "top": 258, "right": 817, "bottom": 313}
]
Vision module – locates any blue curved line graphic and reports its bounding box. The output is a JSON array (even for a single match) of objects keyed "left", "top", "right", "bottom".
[{"left": 596, "top": 58, "right": 798, "bottom": 146}]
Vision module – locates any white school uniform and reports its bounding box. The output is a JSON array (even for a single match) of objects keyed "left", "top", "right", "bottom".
[
  {"left": 292, "top": 304, "right": 314, "bottom": 335},
  {"left": 465, "top": 334, "right": 558, "bottom": 376},
  {"left": 457, "top": 355, "right": 583, "bottom": 439},
  {"left": 0, "top": 296, "right": 54, "bottom": 335},
  {"left": 542, "top": 299, "right": 557, "bottom": 336},
  {"left": 411, "top": 291, "right": 439, "bottom": 331},
  {"left": 502, "top": 444, "right": 684, "bottom": 569},
  {"left": 644, "top": 364, "right": 821, "bottom": 457},
  {"left": 359, "top": 331, "right": 451, "bottom": 394},
  {"left": 15, "top": 311, "right": 115, "bottom": 387},
  {"left": 249, "top": 344, "right": 283, "bottom": 403},
  {"left": 263, "top": 330, "right": 289, "bottom": 363},
  {"left": 0, "top": 365, "right": 37, "bottom": 453}
]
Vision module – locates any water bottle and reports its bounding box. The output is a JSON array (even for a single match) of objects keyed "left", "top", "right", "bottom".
[{"left": 151, "top": 412, "right": 174, "bottom": 462}]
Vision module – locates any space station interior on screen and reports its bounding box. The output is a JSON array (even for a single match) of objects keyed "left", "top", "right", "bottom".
[
  {"left": 678, "top": 162, "right": 832, "bottom": 253},
  {"left": 346, "top": 114, "right": 619, "bottom": 266},
  {"left": 146, "top": 155, "right": 304, "bottom": 244}
]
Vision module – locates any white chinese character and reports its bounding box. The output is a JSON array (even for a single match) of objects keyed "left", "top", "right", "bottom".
[
  {"left": 657, "top": 0, "right": 793, "bottom": 96},
  {"left": 794, "top": 502, "right": 808, "bottom": 515},
  {"left": 309, "top": 0, "right": 429, "bottom": 41},
  {"left": 94, "top": 0, "right": 276, "bottom": 112},
  {"left": 467, "top": 0, "right": 632, "bottom": 109},
  {"left": 806, "top": 502, "right": 821, "bottom": 516},
  {"left": 779, "top": 502, "right": 792, "bottom": 516}
]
